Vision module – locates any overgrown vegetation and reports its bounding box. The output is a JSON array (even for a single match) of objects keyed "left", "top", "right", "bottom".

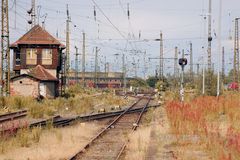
[
  {"left": 0, "top": 85, "right": 129, "bottom": 118},
  {"left": 0, "top": 123, "right": 100, "bottom": 159},
  {"left": 166, "top": 92, "right": 240, "bottom": 159},
  {"left": 0, "top": 127, "right": 43, "bottom": 154}
]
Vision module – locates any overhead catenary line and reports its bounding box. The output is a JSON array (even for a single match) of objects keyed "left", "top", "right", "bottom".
[{"left": 91, "top": 0, "right": 126, "bottom": 39}]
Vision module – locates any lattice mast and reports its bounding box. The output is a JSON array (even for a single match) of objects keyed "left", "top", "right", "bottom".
[
  {"left": 206, "top": 0, "right": 213, "bottom": 94},
  {"left": 234, "top": 18, "right": 240, "bottom": 83},
  {"left": 31, "top": 0, "right": 36, "bottom": 27},
  {"left": 159, "top": 32, "right": 164, "bottom": 80},
  {"left": 190, "top": 43, "right": 194, "bottom": 81},
  {"left": 1, "top": 0, "right": 10, "bottom": 96},
  {"left": 207, "top": 0, "right": 212, "bottom": 72},
  {"left": 74, "top": 46, "right": 79, "bottom": 83},
  {"left": 174, "top": 46, "right": 178, "bottom": 78},
  {"left": 82, "top": 32, "right": 86, "bottom": 86},
  {"left": 27, "top": 0, "right": 36, "bottom": 27},
  {"left": 65, "top": 4, "right": 70, "bottom": 85},
  {"left": 222, "top": 47, "right": 225, "bottom": 83},
  {"left": 94, "top": 47, "right": 100, "bottom": 86}
]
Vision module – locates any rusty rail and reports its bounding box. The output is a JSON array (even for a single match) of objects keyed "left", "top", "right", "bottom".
[
  {"left": 69, "top": 98, "right": 143, "bottom": 160},
  {"left": 0, "top": 110, "right": 27, "bottom": 123},
  {"left": 69, "top": 97, "right": 153, "bottom": 160},
  {"left": 115, "top": 97, "right": 151, "bottom": 160}
]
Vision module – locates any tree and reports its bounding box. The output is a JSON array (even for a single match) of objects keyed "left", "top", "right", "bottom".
[
  {"left": 146, "top": 76, "right": 158, "bottom": 87},
  {"left": 129, "top": 78, "right": 148, "bottom": 88}
]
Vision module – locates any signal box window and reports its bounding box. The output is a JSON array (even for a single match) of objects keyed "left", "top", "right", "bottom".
[
  {"left": 16, "top": 51, "right": 21, "bottom": 66},
  {"left": 42, "top": 49, "right": 53, "bottom": 65},
  {"left": 26, "top": 49, "right": 37, "bottom": 65}
]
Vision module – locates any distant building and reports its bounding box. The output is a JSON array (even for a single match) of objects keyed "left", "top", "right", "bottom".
[
  {"left": 10, "top": 25, "right": 65, "bottom": 98},
  {"left": 68, "top": 71, "right": 133, "bottom": 88}
]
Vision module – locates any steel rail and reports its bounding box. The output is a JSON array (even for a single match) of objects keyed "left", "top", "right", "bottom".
[
  {"left": 69, "top": 98, "right": 144, "bottom": 160},
  {"left": 115, "top": 97, "right": 151, "bottom": 160},
  {"left": 0, "top": 110, "right": 27, "bottom": 123}
]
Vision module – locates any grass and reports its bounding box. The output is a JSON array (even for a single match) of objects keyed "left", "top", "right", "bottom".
[
  {"left": 166, "top": 92, "right": 240, "bottom": 159},
  {"left": 0, "top": 122, "right": 101, "bottom": 160},
  {"left": 0, "top": 86, "right": 129, "bottom": 118},
  {"left": 0, "top": 85, "right": 130, "bottom": 158},
  {"left": 124, "top": 127, "right": 151, "bottom": 160}
]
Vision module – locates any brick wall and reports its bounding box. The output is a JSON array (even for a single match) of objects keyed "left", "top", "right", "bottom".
[{"left": 10, "top": 77, "right": 39, "bottom": 97}]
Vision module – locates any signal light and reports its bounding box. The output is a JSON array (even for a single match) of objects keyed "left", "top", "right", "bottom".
[{"left": 179, "top": 58, "right": 188, "bottom": 66}]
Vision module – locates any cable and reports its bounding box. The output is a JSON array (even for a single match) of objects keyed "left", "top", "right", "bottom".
[{"left": 91, "top": 0, "right": 126, "bottom": 40}]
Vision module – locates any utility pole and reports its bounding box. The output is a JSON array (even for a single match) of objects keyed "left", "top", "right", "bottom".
[
  {"left": 217, "top": 0, "right": 222, "bottom": 96},
  {"left": 182, "top": 50, "right": 184, "bottom": 59},
  {"left": 94, "top": 47, "right": 100, "bottom": 87},
  {"left": 104, "top": 56, "right": 107, "bottom": 80},
  {"left": 66, "top": 4, "right": 71, "bottom": 86},
  {"left": 1, "top": 0, "right": 10, "bottom": 96},
  {"left": 234, "top": 18, "right": 240, "bottom": 83},
  {"left": 122, "top": 54, "right": 127, "bottom": 91},
  {"left": 159, "top": 32, "right": 164, "bottom": 81},
  {"left": 106, "top": 62, "right": 110, "bottom": 73},
  {"left": 197, "top": 64, "right": 200, "bottom": 76},
  {"left": 179, "top": 49, "right": 187, "bottom": 102},
  {"left": 190, "top": 43, "right": 194, "bottom": 81},
  {"left": 61, "top": 52, "right": 67, "bottom": 96},
  {"left": 82, "top": 32, "right": 86, "bottom": 86},
  {"left": 206, "top": 0, "right": 213, "bottom": 95},
  {"left": 174, "top": 47, "right": 178, "bottom": 79},
  {"left": 143, "top": 50, "right": 147, "bottom": 80},
  {"left": 27, "top": 0, "right": 36, "bottom": 27},
  {"left": 207, "top": 0, "right": 212, "bottom": 71},
  {"left": 75, "top": 46, "right": 79, "bottom": 83},
  {"left": 133, "top": 58, "right": 137, "bottom": 78},
  {"left": 222, "top": 47, "right": 225, "bottom": 83},
  {"left": 31, "top": 0, "right": 36, "bottom": 27},
  {"left": 14, "top": 0, "right": 16, "bottom": 29}
]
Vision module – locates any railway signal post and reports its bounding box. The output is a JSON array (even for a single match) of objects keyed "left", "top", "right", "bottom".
[{"left": 179, "top": 58, "right": 188, "bottom": 102}]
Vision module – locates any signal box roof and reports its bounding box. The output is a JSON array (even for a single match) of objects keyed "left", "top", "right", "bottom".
[
  {"left": 10, "top": 25, "right": 65, "bottom": 48},
  {"left": 27, "top": 65, "right": 58, "bottom": 81}
]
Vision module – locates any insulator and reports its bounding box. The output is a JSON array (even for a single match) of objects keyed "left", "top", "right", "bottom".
[
  {"left": 208, "top": 37, "right": 212, "bottom": 42},
  {"left": 127, "top": 3, "right": 130, "bottom": 19},
  {"left": 94, "top": 6, "right": 96, "bottom": 21},
  {"left": 27, "top": 8, "right": 32, "bottom": 14},
  {"left": 28, "top": 20, "right": 32, "bottom": 24}
]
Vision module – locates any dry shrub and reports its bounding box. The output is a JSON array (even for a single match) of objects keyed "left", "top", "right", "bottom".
[
  {"left": 74, "top": 97, "right": 94, "bottom": 114},
  {"left": 15, "top": 128, "right": 31, "bottom": 147},
  {"left": 50, "top": 97, "right": 67, "bottom": 112},
  {"left": 0, "top": 97, "right": 7, "bottom": 108},
  {"left": 96, "top": 94, "right": 127, "bottom": 108},
  {"left": 29, "top": 103, "right": 45, "bottom": 119},
  {"left": 10, "top": 96, "right": 33, "bottom": 110},
  {"left": 32, "top": 127, "right": 42, "bottom": 143},
  {"left": 0, "top": 139, "right": 7, "bottom": 154}
]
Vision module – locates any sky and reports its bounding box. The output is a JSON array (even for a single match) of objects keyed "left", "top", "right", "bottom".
[{"left": 8, "top": 0, "right": 240, "bottom": 78}]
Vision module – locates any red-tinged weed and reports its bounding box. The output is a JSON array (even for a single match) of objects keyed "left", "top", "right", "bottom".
[{"left": 166, "top": 92, "right": 240, "bottom": 159}]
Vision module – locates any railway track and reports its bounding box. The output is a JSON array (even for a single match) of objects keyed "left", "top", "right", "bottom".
[
  {"left": 0, "top": 103, "right": 159, "bottom": 137},
  {"left": 0, "top": 110, "right": 27, "bottom": 123},
  {"left": 69, "top": 97, "right": 151, "bottom": 160}
]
